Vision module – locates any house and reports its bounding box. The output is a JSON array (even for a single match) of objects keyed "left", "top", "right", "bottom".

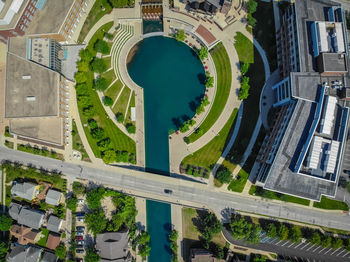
[
  {"left": 10, "top": 224, "right": 41, "bottom": 245},
  {"left": 41, "top": 251, "right": 58, "bottom": 262},
  {"left": 96, "top": 231, "right": 129, "bottom": 262},
  {"left": 6, "top": 244, "right": 42, "bottom": 262},
  {"left": 11, "top": 182, "right": 40, "bottom": 201},
  {"left": 46, "top": 233, "right": 61, "bottom": 250},
  {"left": 190, "top": 249, "right": 217, "bottom": 262},
  {"left": 45, "top": 189, "right": 62, "bottom": 206},
  {"left": 9, "top": 203, "right": 45, "bottom": 230},
  {"left": 46, "top": 215, "right": 63, "bottom": 233}
]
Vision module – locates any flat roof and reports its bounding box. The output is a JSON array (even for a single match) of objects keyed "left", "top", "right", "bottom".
[
  {"left": 295, "top": 0, "right": 341, "bottom": 72},
  {"left": 195, "top": 25, "right": 216, "bottom": 46},
  {"left": 7, "top": 36, "right": 27, "bottom": 59},
  {"left": 61, "top": 44, "right": 85, "bottom": 81},
  {"left": 5, "top": 53, "right": 59, "bottom": 118},
  {"left": 290, "top": 72, "right": 322, "bottom": 101},
  {"left": 10, "top": 117, "right": 63, "bottom": 145},
  {"left": 25, "top": 0, "right": 73, "bottom": 36},
  {"left": 319, "top": 53, "right": 347, "bottom": 72},
  {"left": 0, "top": 0, "right": 26, "bottom": 31}
]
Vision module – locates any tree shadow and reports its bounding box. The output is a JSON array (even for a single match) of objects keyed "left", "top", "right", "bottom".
[{"left": 197, "top": 73, "right": 206, "bottom": 85}]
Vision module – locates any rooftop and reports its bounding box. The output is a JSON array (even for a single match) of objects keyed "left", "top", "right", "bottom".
[
  {"left": 317, "top": 53, "right": 347, "bottom": 73},
  {"left": 0, "top": 0, "right": 27, "bottom": 30},
  {"left": 195, "top": 25, "right": 216, "bottom": 46},
  {"left": 47, "top": 215, "right": 62, "bottom": 233},
  {"left": 25, "top": 0, "right": 74, "bottom": 36},
  {"left": 45, "top": 189, "right": 62, "bottom": 206},
  {"left": 96, "top": 231, "right": 129, "bottom": 260},
  {"left": 46, "top": 233, "right": 61, "bottom": 250}
]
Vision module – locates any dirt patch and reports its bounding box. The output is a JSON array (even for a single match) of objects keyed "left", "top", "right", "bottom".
[
  {"left": 101, "top": 196, "right": 115, "bottom": 219},
  {"left": 126, "top": 44, "right": 139, "bottom": 64}
]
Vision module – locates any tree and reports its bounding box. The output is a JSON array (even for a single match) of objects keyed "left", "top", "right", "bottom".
[
  {"left": 88, "top": 119, "right": 98, "bottom": 129},
  {"left": 75, "top": 71, "right": 88, "bottom": 84},
  {"left": 240, "top": 62, "right": 250, "bottom": 75},
  {"left": 54, "top": 204, "right": 65, "bottom": 219},
  {"left": 215, "top": 167, "right": 232, "bottom": 184},
  {"left": 239, "top": 76, "right": 250, "bottom": 100},
  {"left": 332, "top": 238, "right": 343, "bottom": 249},
  {"left": 0, "top": 214, "right": 12, "bottom": 231},
  {"left": 116, "top": 112, "right": 124, "bottom": 123},
  {"left": 103, "top": 96, "right": 113, "bottom": 106},
  {"left": 247, "top": 225, "right": 261, "bottom": 244},
  {"left": 230, "top": 216, "right": 251, "bottom": 240},
  {"left": 278, "top": 224, "right": 289, "bottom": 240},
  {"left": 85, "top": 209, "right": 108, "bottom": 235},
  {"left": 201, "top": 212, "right": 222, "bottom": 243},
  {"left": 205, "top": 74, "right": 214, "bottom": 88},
  {"left": 198, "top": 46, "right": 208, "bottom": 60},
  {"left": 91, "top": 127, "right": 105, "bottom": 140},
  {"left": 175, "top": 29, "right": 186, "bottom": 42},
  {"left": 90, "top": 58, "right": 107, "bottom": 74},
  {"left": 266, "top": 223, "right": 277, "bottom": 238},
  {"left": 246, "top": 0, "right": 258, "bottom": 14},
  {"left": 66, "top": 196, "right": 78, "bottom": 212},
  {"left": 321, "top": 236, "right": 332, "bottom": 248},
  {"left": 290, "top": 226, "right": 302, "bottom": 243},
  {"left": 94, "top": 77, "right": 108, "bottom": 91},
  {"left": 86, "top": 187, "right": 106, "bottom": 209},
  {"left": 309, "top": 231, "right": 321, "bottom": 245},
  {"left": 72, "top": 181, "right": 86, "bottom": 196},
  {"left": 85, "top": 248, "right": 101, "bottom": 262},
  {"left": 55, "top": 244, "right": 66, "bottom": 259},
  {"left": 97, "top": 137, "right": 111, "bottom": 151},
  {"left": 0, "top": 242, "right": 10, "bottom": 260},
  {"left": 94, "top": 39, "right": 110, "bottom": 54},
  {"left": 126, "top": 124, "right": 136, "bottom": 134},
  {"left": 77, "top": 60, "right": 90, "bottom": 72},
  {"left": 103, "top": 150, "right": 116, "bottom": 164},
  {"left": 79, "top": 48, "right": 93, "bottom": 62},
  {"left": 247, "top": 13, "right": 257, "bottom": 27}
]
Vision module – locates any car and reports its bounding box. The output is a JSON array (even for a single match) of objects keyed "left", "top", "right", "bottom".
[
  {"left": 76, "top": 226, "right": 85, "bottom": 232},
  {"left": 76, "top": 245, "right": 84, "bottom": 249},
  {"left": 77, "top": 217, "right": 84, "bottom": 222},
  {"left": 75, "top": 236, "right": 83, "bottom": 241},
  {"left": 76, "top": 249, "right": 84, "bottom": 254},
  {"left": 164, "top": 189, "right": 173, "bottom": 194},
  {"left": 76, "top": 259, "right": 83, "bottom": 262},
  {"left": 76, "top": 240, "right": 85, "bottom": 245},
  {"left": 76, "top": 212, "right": 85, "bottom": 218},
  {"left": 78, "top": 199, "right": 84, "bottom": 204},
  {"left": 76, "top": 231, "right": 84, "bottom": 236}
]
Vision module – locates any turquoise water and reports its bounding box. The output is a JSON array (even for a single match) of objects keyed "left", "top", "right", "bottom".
[{"left": 127, "top": 36, "right": 205, "bottom": 261}]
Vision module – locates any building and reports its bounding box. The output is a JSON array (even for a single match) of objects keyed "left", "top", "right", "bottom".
[
  {"left": 9, "top": 202, "right": 45, "bottom": 230},
  {"left": 0, "top": 0, "right": 89, "bottom": 44},
  {"left": 96, "top": 231, "right": 130, "bottom": 262},
  {"left": 190, "top": 249, "right": 218, "bottom": 262},
  {"left": 10, "top": 224, "right": 42, "bottom": 245},
  {"left": 187, "top": 0, "right": 231, "bottom": 14},
  {"left": 45, "top": 189, "right": 62, "bottom": 206},
  {"left": 254, "top": 0, "right": 350, "bottom": 201},
  {"left": 41, "top": 251, "right": 58, "bottom": 262},
  {"left": 46, "top": 215, "right": 63, "bottom": 233},
  {"left": 6, "top": 244, "right": 42, "bottom": 262},
  {"left": 11, "top": 182, "right": 40, "bottom": 201},
  {"left": 46, "top": 233, "right": 61, "bottom": 250}
]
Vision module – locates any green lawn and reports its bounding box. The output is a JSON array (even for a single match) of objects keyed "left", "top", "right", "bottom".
[
  {"left": 104, "top": 80, "right": 124, "bottom": 102},
  {"left": 249, "top": 186, "right": 311, "bottom": 206},
  {"left": 112, "top": 87, "right": 131, "bottom": 116},
  {"left": 313, "top": 196, "right": 349, "bottom": 211},
  {"left": 78, "top": 0, "right": 113, "bottom": 43},
  {"left": 228, "top": 169, "right": 248, "bottom": 193},
  {"left": 101, "top": 68, "right": 116, "bottom": 87},
  {"left": 125, "top": 91, "right": 136, "bottom": 125},
  {"left": 182, "top": 108, "right": 238, "bottom": 171},
  {"left": 72, "top": 120, "right": 90, "bottom": 161},
  {"left": 234, "top": 32, "right": 254, "bottom": 63},
  {"left": 87, "top": 22, "right": 113, "bottom": 56},
  {"left": 186, "top": 42, "right": 232, "bottom": 143},
  {"left": 102, "top": 56, "right": 112, "bottom": 70},
  {"left": 37, "top": 228, "right": 49, "bottom": 247}
]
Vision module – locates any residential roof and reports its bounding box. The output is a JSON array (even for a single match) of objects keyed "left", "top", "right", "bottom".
[
  {"left": 17, "top": 206, "right": 45, "bottom": 230},
  {"left": 25, "top": 0, "right": 74, "bottom": 36},
  {"left": 96, "top": 232, "right": 129, "bottom": 260},
  {"left": 46, "top": 233, "right": 61, "bottom": 250},
  {"left": 9, "top": 202, "right": 22, "bottom": 220},
  {"left": 41, "top": 251, "right": 58, "bottom": 262},
  {"left": 7, "top": 245, "right": 42, "bottom": 262},
  {"left": 11, "top": 182, "right": 38, "bottom": 201},
  {"left": 5, "top": 52, "right": 59, "bottom": 118},
  {"left": 10, "top": 225, "right": 40, "bottom": 245},
  {"left": 47, "top": 215, "right": 62, "bottom": 233},
  {"left": 45, "top": 189, "right": 62, "bottom": 206}
]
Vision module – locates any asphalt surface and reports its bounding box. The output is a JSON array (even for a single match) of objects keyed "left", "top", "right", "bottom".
[
  {"left": 222, "top": 228, "right": 350, "bottom": 262},
  {"left": 1, "top": 147, "right": 350, "bottom": 231}
]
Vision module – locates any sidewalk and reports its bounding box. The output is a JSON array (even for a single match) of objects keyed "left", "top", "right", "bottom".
[{"left": 171, "top": 205, "right": 184, "bottom": 262}]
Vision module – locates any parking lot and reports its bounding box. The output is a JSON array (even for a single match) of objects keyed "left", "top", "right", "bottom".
[{"left": 74, "top": 197, "right": 89, "bottom": 260}]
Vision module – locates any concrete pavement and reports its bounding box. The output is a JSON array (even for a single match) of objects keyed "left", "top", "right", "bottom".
[{"left": 1, "top": 146, "right": 350, "bottom": 231}]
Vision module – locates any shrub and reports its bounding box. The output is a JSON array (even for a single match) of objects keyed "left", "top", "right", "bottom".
[
  {"left": 0, "top": 214, "right": 12, "bottom": 231},
  {"left": 55, "top": 244, "right": 66, "bottom": 259},
  {"left": 103, "top": 96, "right": 113, "bottom": 106},
  {"left": 94, "top": 77, "right": 108, "bottom": 91},
  {"left": 115, "top": 151, "right": 130, "bottom": 163},
  {"left": 75, "top": 71, "right": 88, "bottom": 83},
  {"left": 91, "top": 127, "right": 105, "bottom": 140},
  {"left": 278, "top": 224, "right": 289, "bottom": 240},
  {"left": 215, "top": 167, "right": 232, "bottom": 184},
  {"left": 198, "top": 46, "right": 208, "bottom": 60},
  {"left": 205, "top": 74, "right": 214, "bottom": 88},
  {"left": 90, "top": 58, "right": 107, "bottom": 73},
  {"left": 240, "top": 62, "right": 250, "bottom": 75},
  {"left": 66, "top": 196, "right": 78, "bottom": 212},
  {"left": 126, "top": 124, "right": 136, "bottom": 134},
  {"left": 175, "top": 29, "right": 186, "bottom": 42},
  {"left": 86, "top": 187, "right": 105, "bottom": 209},
  {"left": 103, "top": 150, "right": 116, "bottom": 163},
  {"left": 116, "top": 112, "right": 124, "bottom": 123},
  {"left": 94, "top": 39, "right": 110, "bottom": 54},
  {"left": 88, "top": 119, "right": 98, "bottom": 129},
  {"left": 72, "top": 182, "right": 86, "bottom": 196},
  {"left": 85, "top": 248, "right": 101, "bottom": 262},
  {"left": 104, "top": 32, "right": 114, "bottom": 40}
]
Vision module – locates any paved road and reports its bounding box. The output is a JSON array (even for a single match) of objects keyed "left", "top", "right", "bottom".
[
  {"left": 223, "top": 228, "right": 350, "bottom": 262},
  {"left": 1, "top": 147, "right": 350, "bottom": 231}
]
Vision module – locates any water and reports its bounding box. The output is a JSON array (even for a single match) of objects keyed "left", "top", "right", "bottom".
[
  {"left": 143, "top": 20, "right": 163, "bottom": 34},
  {"left": 127, "top": 36, "right": 205, "bottom": 261}
]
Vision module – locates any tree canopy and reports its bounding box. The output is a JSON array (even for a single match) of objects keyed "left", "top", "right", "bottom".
[
  {"left": 72, "top": 181, "right": 86, "bottom": 196},
  {"left": 103, "top": 96, "right": 113, "bottom": 106},
  {"left": 85, "top": 248, "right": 101, "bottom": 262},
  {"left": 85, "top": 209, "right": 108, "bottom": 235},
  {"left": 94, "top": 39, "right": 110, "bottom": 54},
  {"left": 0, "top": 214, "right": 12, "bottom": 231},
  {"left": 55, "top": 244, "right": 66, "bottom": 259},
  {"left": 94, "top": 77, "right": 109, "bottom": 91},
  {"left": 90, "top": 58, "right": 107, "bottom": 74},
  {"left": 175, "top": 29, "right": 186, "bottom": 42},
  {"left": 215, "top": 167, "right": 233, "bottom": 184},
  {"left": 86, "top": 187, "right": 106, "bottom": 209},
  {"left": 198, "top": 46, "right": 208, "bottom": 60}
]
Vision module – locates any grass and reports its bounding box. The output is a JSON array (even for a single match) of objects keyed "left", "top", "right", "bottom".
[
  {"left": 102, "top": 56, "right": 112, "bottom": 70},
  {"left": 17, "top": 144, "right": 64, "bottom": 161},
  {"left": 78, "top": 0, "right": 112, "bottom": 43},
  {"left": 182, "top": 108, "right": 238, "bottom": 171},
  {"left": 86, "top": 22, "right": 113, "bottom": 56},
  {"left": 249, "top": 186, "right": 311, "bottom": 206},
  {"left": 227, "top": 169, "right": 248, "bottom": 193},
  {"left": 125, "top": 91, "right": 136, "bottom": 126},
  {"left": 234, "top": 32, "right": 254, "bottom": 63},
  {"left": 104, "top": 80, "right": 124, "bottom": 101},
  {"left": 36, "top": 228, "right": 49, "bottom": 247},
  {"left": 72, "top": 120, "right": 90, "bottom": 162},
  {"left": 101, "top": 68, "right": 116, "bottom": 87},
  {"left": 222, "top": 159, "right": 237, "bottom": 172},
  {"left": 4, "top": 140, "right": 14, "bottom": 149},
  {"left": 112, "top": 86, "right": 131, "bottom": 116},
  {"left": 313, "top": 196, "right": 349, "bottom": 211},
  {"left": 186, "top": 42, "right": 232, "bottom": 143}
]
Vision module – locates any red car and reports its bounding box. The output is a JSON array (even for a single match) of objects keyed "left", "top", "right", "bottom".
[{"left": 75, "top": 236, "right": 83, "bottom": 241}]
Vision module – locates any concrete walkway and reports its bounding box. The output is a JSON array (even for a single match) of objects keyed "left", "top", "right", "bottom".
[{"left": 171, "top": 205, "right": 184, "bottom": 262}]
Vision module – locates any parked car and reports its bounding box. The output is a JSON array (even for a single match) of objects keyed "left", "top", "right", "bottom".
[
  {"left": 78, "top": 199, "right": 84, "bottom": 204},
  {"left": 76, "top": 249, "right": 84, "bottom": 254},
  {"left": 75, "top": 236, "right": 83, "bottom": 241},
  {"left": 76, "top": 259, "right": 83, "bottom": 262},
  {"left": 76, "top": 212, "right": 85, "bottom": 218},
  {"left": 77, "top": 245, "right": 84, "bottom": 249},
  {"left": 76, "top": 226, "right": 85, "bottom": 232},
  {"left": 164, "top": 189, "right": 173, "bottom": 194},
  {"left": 76, "top": 240, "right": 85, "bottom": 245},
  {"left": 77, "top": 217, "right": 84, "bottom": 222},
  {"left": 76, "top": 231, "right": 84, "bottom": 236}
]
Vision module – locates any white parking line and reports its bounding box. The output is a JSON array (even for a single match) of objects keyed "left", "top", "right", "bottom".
[
  {"left": 312, "top": 246, "right": 321, "bottom": 252},
  {"left": 281, "top": 241, "right": 290, "bottom": 247},
  {"left": 294, "top": 242, "right": 303, "bottom": 249},
  {"left": 306, "top": 244, "right": 316, "bottom": 251},
  {"left": 342, "top": 251, "right": 350, "bottom": 257},
  {"left": 336, "top": 249, "right": 347, "bottom": 257},
  {"left": 269, "top": 238, "right": 278, "bottom": 244},
  {"left": 288, "top": 242, "right": 295, "bottom": 248},
  {"left": 318, "top": 247, "right": 327, "bottom": 253},
  {"left": 261, "top": 237, "right": 269, "bottom": 242},
  {"left": 324, "top": 248, "right": 333, "bottom": 255},
  {"left": 300, "top": 242, "right": 310, "bottom": 250},
  {"left": 275, "top": 240, "right": 283, "bottom": 245},
  {"left": 330, "top": 247, "right": 342, "bottom": 255}
]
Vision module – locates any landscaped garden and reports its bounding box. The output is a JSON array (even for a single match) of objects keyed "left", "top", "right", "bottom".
[
  {"left": 72, "top": 120, "right": 90, "bottom": 162},
  {"left": 313, "top": 196, "right": 349, "bottom": 211},
  {"left": 185, "top": 42, "right": 232, "bottom": 143}
]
